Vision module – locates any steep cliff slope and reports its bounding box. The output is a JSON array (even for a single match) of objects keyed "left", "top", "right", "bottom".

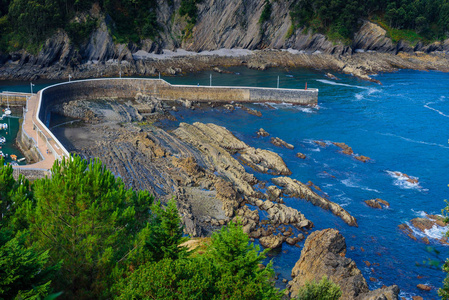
[{"left": 1, "top": 0, "right": 449, "bottom": 81}]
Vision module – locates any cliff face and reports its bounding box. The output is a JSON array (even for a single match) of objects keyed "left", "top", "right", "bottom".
[{"left": 1, "top": 0, "right": 449, "bottom": 80}]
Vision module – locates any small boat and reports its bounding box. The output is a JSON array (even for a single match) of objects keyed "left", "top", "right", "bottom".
[
  {"left": 4, "top": 108, "right": 11, "bottom": 115},
  {"left": 0, "top": 136, "right": 5, "bottom": 144},
  {"left": 0, "top": 123, "right": 7, "bottom": 130},
  {"left": 10, "top": 161, "right": 18, "bottom": 166},
  {"left": 10, "top": 154, "right": 17, "bottom": 161},
  {"left": 0, "top": 151, "right": 8, "bottom": 158}
]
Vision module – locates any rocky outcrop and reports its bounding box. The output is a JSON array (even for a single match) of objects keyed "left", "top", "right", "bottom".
[
  {"left": 239, "top": 148, "right": 292, "bottom": 176},
  {"left": 352, "top": 21, "right": 396, "bottom": 53},
  {"left": 251, "top": 199, "right": 313, "bottom": 228},
  {"left": 271, "top": 137, "right": 294, "bottom": 149},
  {"left": 257, "top": 128, "right": 270, "bottom": 137},
  {"left": 398, "top": 213, "right": 447, "bottom": 245},
  {"left": 333, "top": 142, "right": 371, "bottom": 162},
  {"left": 259, "top": 234, "right": 285, "bottom": 249},
  {"left": 289, "top": 229, "right": 400, "bottom": 300},
  {"left": 272, "top": 177, "right": 358, "bottom": 226},
  {"left": 296, "top": 152, "right": 306, "bottom": 159},
  {"left": 364, "top": 198, "right": 390, "bottom": 209}
]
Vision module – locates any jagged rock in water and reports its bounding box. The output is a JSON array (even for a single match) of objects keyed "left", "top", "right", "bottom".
[
  {"left": 271, "top": 137, "right": 294, "bottom": 150},
  {"left": 364, "top": 198, "right": 390, "bottom": 209},
  {"left": 272, "top": 176, "right": 358, "bottom": 227},
  {"left": 257, "top": 128, "right": 270, "bottom": 137},
  {"left": 289, "top": 229, "right": 400, "bottom": 300},
  {"left": 259, "top": 234, "right": 285, "bottom": 249},
  {"left": 296, "top": 152, "right": 306, "bottom": 159}
]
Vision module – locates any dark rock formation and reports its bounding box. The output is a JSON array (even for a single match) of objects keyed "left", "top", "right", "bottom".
[{"left": 289, "top": 229, "right": 400, "bottom": 299}]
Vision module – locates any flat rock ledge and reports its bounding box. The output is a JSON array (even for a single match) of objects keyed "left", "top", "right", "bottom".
[
  {"left": 289, "top": 229, "right": 400, "bottom": 300},
  {"left": 272, "top": 177, "right": 358, "bottom": 227}
]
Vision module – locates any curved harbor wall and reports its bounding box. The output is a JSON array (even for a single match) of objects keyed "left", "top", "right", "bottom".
[
  {"left": 32, "top": 78, "right": 317, "bottom": 162},
  {"left": 39, "top": 79, "right": 317, "bottom": 123}
]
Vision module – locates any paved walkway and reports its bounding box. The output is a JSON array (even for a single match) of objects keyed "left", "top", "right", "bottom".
[{"left": 15, "top": 92, "right": 65, "bottom": 170}]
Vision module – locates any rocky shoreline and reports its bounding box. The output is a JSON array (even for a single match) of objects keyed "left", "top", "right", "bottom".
[{"left": 2, "top": 48, "right": 449, "bottom": 84}]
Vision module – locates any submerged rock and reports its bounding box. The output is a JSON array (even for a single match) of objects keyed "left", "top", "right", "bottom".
[{"left": 288, "top": 229, "right": 400, "bottom": 299}]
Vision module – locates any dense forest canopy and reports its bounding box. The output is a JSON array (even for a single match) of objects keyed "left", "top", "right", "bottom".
[
  {"left": 1, "top": 0, "right": 449, "bottom": 52},
  {"left": 290, "top": 0, "right": 449, "bottom": 41}
]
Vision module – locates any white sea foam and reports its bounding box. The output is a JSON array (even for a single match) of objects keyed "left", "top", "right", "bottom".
[
  {"left": 386, "top": 170, "right": 421, "bottom": 190},
  {"left": 425, "top": 225, "right": 448, "bottom": 240},
  {"left": 316, "top": 79, "right": 370, "bottom": 89},
  {"left": 362, "top": 187, "right": 382, "bottom": 193},
  {"left": 354, "top": 87, "right": 380, "bottom": 101},
  {"left": 424, "top": 96, "right": 449, "bottom": 118},
  {"left": 341, "top": 178, "right": 360, "bottom": 188},
  {"left": 261, "top": 102, "right": 317, "bottom": 113},
  {"left": 378, "top": 132, "right": 449, "bottom": 149}
]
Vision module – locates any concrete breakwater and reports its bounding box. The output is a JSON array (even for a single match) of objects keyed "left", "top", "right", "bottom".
[{"left": 19, "top": 78, "right": 317, "bottom": 169}]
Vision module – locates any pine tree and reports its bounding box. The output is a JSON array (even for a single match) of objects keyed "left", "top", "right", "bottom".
[
  {"left": 0, "top": 230, "right": 59, "bottom": 300},
  {"left": 25, "top": 156, "right": 154, "bottom": 299}
]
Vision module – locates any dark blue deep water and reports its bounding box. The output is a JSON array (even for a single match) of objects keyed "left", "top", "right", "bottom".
[{"left": 2, "top": 68, "right": 448, "bottom": 299}]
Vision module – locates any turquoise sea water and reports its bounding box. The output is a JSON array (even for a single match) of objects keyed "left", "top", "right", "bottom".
[{"left": 1, "top": 68, "right": 448, "bottom": 298}]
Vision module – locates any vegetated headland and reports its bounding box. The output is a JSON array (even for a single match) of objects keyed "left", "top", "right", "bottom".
[{"left": 1, "top": 0, "right": 449, "bottom": 83}]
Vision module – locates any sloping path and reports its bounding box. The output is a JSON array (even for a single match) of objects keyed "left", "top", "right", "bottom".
[{"left": 15, "top": 92, "right": 63, "bottom": 170}]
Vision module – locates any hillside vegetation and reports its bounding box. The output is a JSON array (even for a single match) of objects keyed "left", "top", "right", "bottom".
[
  {"left": 0, "top": 156, "right": 287, "bottom": 299},
  {"left": 290, "top": 0, "right": 449, "bottom": 43},
  {"left": 1, "top": 0, "right": 449, "bottom": 54}
]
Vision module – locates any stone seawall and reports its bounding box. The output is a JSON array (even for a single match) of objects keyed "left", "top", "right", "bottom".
[
  {"left": 39, "top": 78, "right": 318, "bottom": 122},
  {"left": 12, "top": 167, "right": 50, "bottom": 181}
]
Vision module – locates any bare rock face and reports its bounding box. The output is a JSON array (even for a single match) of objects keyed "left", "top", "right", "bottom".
[
  {"left": 272, "top": 177, "right": 358, "bottom": 227},
  {"left": 259, "top": 234, "right": 285, "bottom": 249},
  {"left": 352, "top": 21, "right": 396, "bottom": 53},
  {"left": 255, "top": 199, "right": 313, "bottom": 228},
  {"left": 289, "top": 229, "right": 400, "bottom": 300},
  {"left": 239, "top": 147, "right": 292, "bottom": 175}
]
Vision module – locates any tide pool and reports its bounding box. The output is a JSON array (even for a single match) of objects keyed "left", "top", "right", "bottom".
[{"left": 1, "top": 68, "right": 448, "bottom": 299}]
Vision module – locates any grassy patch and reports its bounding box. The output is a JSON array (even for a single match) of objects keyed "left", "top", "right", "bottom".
[{"left": 372, "top": 17, "right": 428, "bottom": 45}]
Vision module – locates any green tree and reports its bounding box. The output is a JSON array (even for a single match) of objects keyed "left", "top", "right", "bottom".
[
  {"left": 439, "top": 198, "right": 449, "bottom": 299},
  {"left": 116, "top": 221, "right": 282, "bottom": 300},
  {"left": 296, "top": 276, "right": 342, "bottom": 300},
  {"left": 0, "top": 230, "right": 59, "bottom": 300},
  {"left": 24, "top": 156, "right": 154, "bottom": 299},
  {"left": 136, "top": 198, "right": 189, "bottom": 262},
  {"left": 115, "top": 258, "right": 218, "bottom": 300},
  {"left": 206, "top": 221, "right": 282, "bottom": 300}
]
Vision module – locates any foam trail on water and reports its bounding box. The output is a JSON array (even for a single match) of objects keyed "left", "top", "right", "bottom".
[
  {"left": 378, "top": 132, "right": 449, "bottom": 149},
  {"left": 316, "top": 79, "right": 370, "bottom": 90},
  {"left": 424, "top": 96, "right": 449, "bottom": 118}
]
